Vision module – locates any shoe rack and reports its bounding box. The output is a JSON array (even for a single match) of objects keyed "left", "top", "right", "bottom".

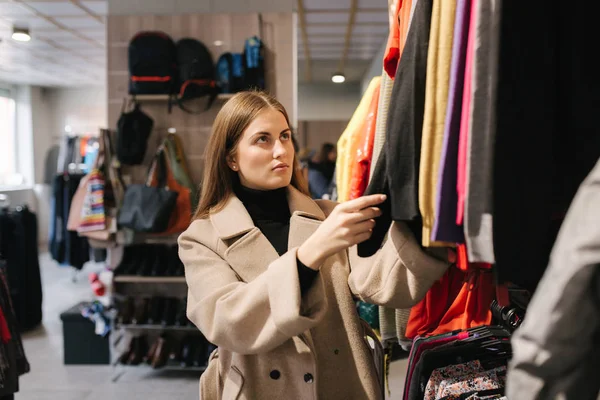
[{"left": 110, "top": 243, "right": 211, "bottom": 382}]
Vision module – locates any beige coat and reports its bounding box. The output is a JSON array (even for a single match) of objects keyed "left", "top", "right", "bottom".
[{"left": 178, "top": 186, "right": 450, "bottom": 400}]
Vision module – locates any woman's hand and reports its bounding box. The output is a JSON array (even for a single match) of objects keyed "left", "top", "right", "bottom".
[{"left": 298, "top": 194, "right": 386, "bottom": 270}]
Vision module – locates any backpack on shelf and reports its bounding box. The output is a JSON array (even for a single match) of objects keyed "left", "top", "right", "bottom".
[
  {"left": 128, "top": 31, "right": 177, "bottom": 95},
  {"left": 174, "top": 38, "right": 219, "bottom": 113},
  {"left": 116, "top": 99, "right": 154, "bottom": 165},
  {"left": 243, "top": 36, "right": 265, "bottom": 90},
  {"left": 216, "top": 52, "right": 245, "bottom": 94}
]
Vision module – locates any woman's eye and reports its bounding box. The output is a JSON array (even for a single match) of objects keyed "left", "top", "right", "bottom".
[
  {"left": 256, "top": 136, "right": 269, "bottom": 144},
  {"left": 281, "top": 132, "right": 291, "bottom": 140}
]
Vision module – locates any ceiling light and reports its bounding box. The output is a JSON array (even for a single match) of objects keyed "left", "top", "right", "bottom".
[
  {"left": 12, "top": 27, "right": 31, "bottom": 42},
  {"left": 331, "top": 72, "right": 346, "bottom": 84},
  {"left": 213, "top": 40, "right": 223, "bottom": 46}
]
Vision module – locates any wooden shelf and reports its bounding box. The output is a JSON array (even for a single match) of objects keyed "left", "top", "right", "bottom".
[
  {"left": 113, "top": 276, "right": 186, "bottom": 283},
  {"left": 128, "top": 93, "right": 235, "bottom": 101},
  {"left": 119, "top": 324, "right": 198, "bottom": 332}
]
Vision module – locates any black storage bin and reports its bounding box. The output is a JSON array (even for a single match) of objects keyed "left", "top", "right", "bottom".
[{"left": 60, "top": 302, "right": 110, "bottom": 365}]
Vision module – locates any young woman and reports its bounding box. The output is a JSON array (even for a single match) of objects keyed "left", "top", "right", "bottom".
[{"left": 178, "top": 91, "right": 452, "bottom": 400}]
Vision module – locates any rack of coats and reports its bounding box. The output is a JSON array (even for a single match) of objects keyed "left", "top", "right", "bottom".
[
  {"left": 0, "top": 198, "right": 43, "bottom": 332},
  {"left": 0, "top": 200, "right": 32, "bottom": 398},
  {"left": 335, "top": 0, "right": 600, "bottom": 348}
]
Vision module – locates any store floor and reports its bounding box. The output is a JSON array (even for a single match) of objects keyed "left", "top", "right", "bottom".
[{"left": 17, "top": 253, "right": 408, "bottom": 399}]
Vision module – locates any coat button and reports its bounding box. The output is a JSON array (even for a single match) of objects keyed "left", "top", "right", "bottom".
[
  {"left": 270, "top": 370, "right": 281, "bottom": 380},
  {"left": 304, "top": 373, "right": 314, "bottom": 383}
]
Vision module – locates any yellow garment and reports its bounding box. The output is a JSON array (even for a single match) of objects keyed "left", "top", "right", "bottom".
[
  {"left": 418, "top": 0, "right": 457, "bottom": 247},
  {"left": 336, "top": 77, "right": 381, "bottom": 202}
]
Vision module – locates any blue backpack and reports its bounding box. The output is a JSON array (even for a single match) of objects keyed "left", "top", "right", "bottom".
[
  {"left": 216, "top": 53, "right": 244, "bottom": 94},
  {"left": 243, "top": 36, "right": 265, "bottom": 90}
]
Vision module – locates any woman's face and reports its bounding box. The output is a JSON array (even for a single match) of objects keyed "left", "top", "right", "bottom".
[{"left": 229, "top": 108, "right": 295, "bottom": 191}]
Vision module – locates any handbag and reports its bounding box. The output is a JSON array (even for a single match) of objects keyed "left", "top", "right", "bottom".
[
  {"left": 147, "top": 133, "right": 194, "bottom": 235},
  {"left": 117, "top": 150, "right": 178, "bottom": 233}
]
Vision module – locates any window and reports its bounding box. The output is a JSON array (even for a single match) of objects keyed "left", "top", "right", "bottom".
[{"left": 0, "top": 88, "right": 17, "bottom": 186}]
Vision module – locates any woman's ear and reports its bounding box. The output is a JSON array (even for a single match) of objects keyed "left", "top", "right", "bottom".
[{"left": 226, "top": 156, "right": 238, "bottom": 171}]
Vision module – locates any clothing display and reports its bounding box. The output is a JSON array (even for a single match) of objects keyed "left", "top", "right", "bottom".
[
  {"left": 0, "top": 205, "right": 43, "bottom": 332},
  {"left": 49, "top": 173, "right": 91, "bottom": 270}
]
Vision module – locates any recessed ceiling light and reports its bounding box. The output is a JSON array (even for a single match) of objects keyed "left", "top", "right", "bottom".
[
  {"left": 12, "top": 27, "right": 31, "bottom": 42},
  {"left": 214, "top": 40, "right": 223, "bottom": 46},
  {"left": 331, "top": 72, "right": 346, "bottom": 84}
]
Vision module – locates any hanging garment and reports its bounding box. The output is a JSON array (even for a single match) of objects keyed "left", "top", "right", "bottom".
[
  {"left": 492, "top": 3, "right": 600, "bottom": 291},
  {"left": 369, "top": 70, "right": 393, "bottom": 184},
  {"left": 463, "top": 0, "right": 501, "bottom": 263},
  {"left": 49, "top": 174, "right": 91, "bottom": 270},
  {"left": 384, "top": 0, "right": 414, "bottom": 79},
  {"left": 336, "top": 77, "right": 381, "bottom": 202},
  {"left": 418, "top": 0, "right": 458, "bottom": 247},
  {"left": 350, "top": 82, "right": 380, "bottom": 200},
  {"left": 405, "top": 244, "right": 494, "bottom": 339},
  {"left": 359, "top": 0, "right": 434, "bottom": 257},
  {"left": 430, "top": 0, "right": 472, "bottom": 243},
  {"left": 455, "top": 0, "right": 477, "bottom": 227},
  {"left": 507, "top": 158, "right": 600, "bottom": 400}
]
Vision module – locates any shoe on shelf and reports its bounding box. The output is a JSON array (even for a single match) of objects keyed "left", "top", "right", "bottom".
[
  {"left": 192, "top": 337, "right": 208, "bottom": 367},
  {"left": 151, "top": 335, "right": 170, "bottom": 369},
  {"left": 179, "top": 336, "right": 194, "bottom": 367},
  {"left": 161, "top": 297, "right": 179, "bottom": 327},
  {"left": 137, "top": 245, "right": 157, "bottom": 276},
  {"left": 174, "top": 297, "right": 188, "bottom": 326},
  {"left": 128, "top": 335, "right": 149, "bottom": 366},
  {"left": 144, "top": 336, "right": 160, "bottom": 365},
  {"left": 116, "top": 245, "right": 140, "bottom": 275},
  {"left": 151, "top": 246, "right": 169, "bottom": 276},
  {"left": 147, "top": 297, "right": 166, "bottom": 325},
  {"left": 119, "top": 336, "right": 137, "bottom": 365},
  {"left": 131, "top": 297, "right": 149, "bottom": 325},
  {"left": 117, "top": 296, "right": 135, "bottom": 325}
]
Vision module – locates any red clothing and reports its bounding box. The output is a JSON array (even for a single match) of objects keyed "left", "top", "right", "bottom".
[
  {"left": 0, "top": 307, "right": 11, "bottom": 343},
  {"left": 383, "top": 0, "right": 414, "bottom": 79},
  {"left": 350, "top": 84, "right": 381, "bottom": 199},
  {"left": 405, "top": 244, "right": 494, "bottom": 338},
  {"left": 456, "top": 0, "right": 477, "bottom": 225}
]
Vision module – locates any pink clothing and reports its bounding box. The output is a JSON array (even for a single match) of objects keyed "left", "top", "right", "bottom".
[{"left": 456, "top": 0, "right": 478, "bottom": 225}]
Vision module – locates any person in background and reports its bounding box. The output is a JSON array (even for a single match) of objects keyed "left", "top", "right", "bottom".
[
  {"left": 178, "top": 91, "right": 453, "bottom": 400},
  {"left": 307, "top": 143, "right": 337, "bottom": 199}
]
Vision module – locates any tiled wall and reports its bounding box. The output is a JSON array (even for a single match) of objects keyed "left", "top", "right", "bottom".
[{"left": 106, "top": 13, "right": 294, "bottom": 185}]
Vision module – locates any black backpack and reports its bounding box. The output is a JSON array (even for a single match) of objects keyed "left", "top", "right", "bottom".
[
  {"left": 116, "top": 101, "right": 154, "bottom": 165},
  {"left": 128, "top": 32, "right": 177, "bottom": 95},
  {"left": 243, "top": 36, "right": 265, "bottom": 90},
  {"left": 216, "top": 52, "right": 245, "bottom": 94},
  {"left": 174, "top": 38, "right": 218, "bottom": 112}
]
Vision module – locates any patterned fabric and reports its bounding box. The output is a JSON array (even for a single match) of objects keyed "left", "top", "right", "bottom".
[
  {"left": 78, "top": 168, "right": 106, "bottom": 232},
  {"left": 425, "top": 360, "right": 484, "bottom": 400},
  {"left": 437, "top": 366, "right": 505, "bottom": 399}
]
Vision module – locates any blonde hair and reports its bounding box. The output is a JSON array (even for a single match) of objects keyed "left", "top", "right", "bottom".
[{"left": 193, "top": 91, "right": 309, "bottom": 220}]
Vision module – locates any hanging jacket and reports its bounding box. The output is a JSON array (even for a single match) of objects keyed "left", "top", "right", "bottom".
[
  {"left": 507, "top": 158, "right": 600, "bottom": 399},
  {"left": 350, "top": 82, "right": 381, "bottom": 200}
]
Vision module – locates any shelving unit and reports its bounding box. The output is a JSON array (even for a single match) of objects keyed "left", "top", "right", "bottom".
[
  {"left": 127, "top": 93, "right": 235, "bottom": 102},
  {"left": 119, "top": 324, "right": 198, "bottom": 332},
  {"left": 113, "top": 276, "right": 186, "bottom": 284}
]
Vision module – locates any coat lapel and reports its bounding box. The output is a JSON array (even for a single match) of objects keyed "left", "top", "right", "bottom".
[{"left": 209, "top": 186, "right": 326, "bottom": 283}]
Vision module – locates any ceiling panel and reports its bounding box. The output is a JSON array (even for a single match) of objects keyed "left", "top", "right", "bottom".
[
  {"left": 80, "top": 1, "right": 108, "bottom": 15},
  {"left": 53, "top": 16, "right": 103, "bottom": 28},
  {"left": 25, "top": 2, "right": 86, "bottom": 16},
  {"left": 307, "top": 24, "right": 387, "bottom": 35},
  {"left": 0, "top": 3, "right": 35, "bottom": 16},
  {"left": 2, "top": 16, "right": 56, "bottom": 28},
  {"left": 354, "top": 11, "right": 388, "bottom": 23},
  {"left": 305, "top": 12, "right": 348, "bottom": 24}
]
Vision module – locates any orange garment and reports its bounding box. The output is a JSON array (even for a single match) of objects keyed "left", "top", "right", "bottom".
[
  {"left": 350, "top": 84, "right": 381, "bottom": 200},
  {"left": 405, "top": 244, "right": 494, "bottom": 338},
  {"left": 383, "top": 0, "right": 414, "bottom": 79}
]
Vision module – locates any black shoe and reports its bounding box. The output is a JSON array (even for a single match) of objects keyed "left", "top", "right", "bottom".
[
  {"left": 151, "top": 245, "right": 169, "bottom": 276},
  {"left": 131, "top": 298, "right": 149, "bottom": 325},
  {"left": 137, "top": 245, "right": 157, "bottom": 276},
  {"left": 118, "top": 245, "right": 141, "bottom": 275},
  {"left": 128, "top": 335, "right": 149, "bottom": 366},
  {"left": 147, "top": 297, "right": 165, "bottom": 325},
  {"left": 161, "top": 297, "right": 178, "bottom": 326},
  {"left": 179, "top": 336, "right": 193, "bottom": 367},
  {"left": 118, "top": 297, "right": 135, "bottom": 325},
  {"left": 119, "top": 336, "right": 137, "bottom": 365},
  {"left": 174, "top": 297, "right": 188, "bottom": 326},
  {"left": 192, "top": 337, "right": 208, "bottom": 367}
]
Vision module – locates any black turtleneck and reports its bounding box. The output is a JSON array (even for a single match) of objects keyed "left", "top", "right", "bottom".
[{"left": 234, "top": 184, "right": 318, "bottom": 295}]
